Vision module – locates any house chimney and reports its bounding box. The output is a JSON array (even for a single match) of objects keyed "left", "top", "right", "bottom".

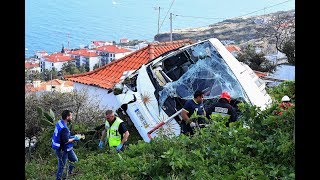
[{"left": 148, "top": 44, "right": 155, "bottom": 60}]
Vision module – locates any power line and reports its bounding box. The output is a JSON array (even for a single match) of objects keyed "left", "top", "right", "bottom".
[
  {"left": 171, "top": 0, "right": 293, "bottom": 22},
  {"left": 235, "top": 0, "right": 293, "bottom": 18},
  {"left": 159, "top": 0, "right": 175, "bottom": 31}
]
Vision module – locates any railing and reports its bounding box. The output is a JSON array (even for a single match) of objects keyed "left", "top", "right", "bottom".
[{"left": 147, "top": 109, "right": 182, "bottom": 140}]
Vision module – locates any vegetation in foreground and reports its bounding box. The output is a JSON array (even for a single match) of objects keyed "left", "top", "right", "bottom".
[{"left": 25, "top": 81, "right": 295, "bottom": 179}]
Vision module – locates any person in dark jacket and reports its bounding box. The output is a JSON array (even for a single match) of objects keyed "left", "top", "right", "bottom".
[
  {"left": 181, "top": 90, "right": 206, "bottom": 135},
  {"left": 52, "top": 110, "right": 80, "bottom": 180},
  {"left": 205, "top": 91, "right": 238, "bottom": 127}
]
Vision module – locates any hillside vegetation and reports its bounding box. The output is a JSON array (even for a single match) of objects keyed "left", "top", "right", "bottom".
[{"left": 25, "top": 81, "right": 295, "bottom": 179}]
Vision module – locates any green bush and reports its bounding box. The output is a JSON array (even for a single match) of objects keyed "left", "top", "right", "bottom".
[
  {"left": 26, "top": 81, "right": 295, "bottom": 179},
  {"left": 267, "top": 80, "right": 295, "bottom": 103}
]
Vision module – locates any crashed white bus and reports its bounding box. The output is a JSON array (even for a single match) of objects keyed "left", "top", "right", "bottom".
[{"left": 114, "top": 38, "right": 272, "bottom": 142}]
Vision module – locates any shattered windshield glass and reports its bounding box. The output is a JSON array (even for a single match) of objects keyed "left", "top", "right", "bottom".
[{"left": 158, "top": 40, "right": 250, "bottom": 106}]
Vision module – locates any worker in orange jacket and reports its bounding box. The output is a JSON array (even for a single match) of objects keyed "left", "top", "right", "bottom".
[{"left": 275, "top": 95, "right": 294, "bottom": 115}]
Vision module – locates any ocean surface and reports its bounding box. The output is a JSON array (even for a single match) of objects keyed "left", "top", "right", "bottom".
[{"left": 25, "top": 0, "right": 295, "bottom": 58}]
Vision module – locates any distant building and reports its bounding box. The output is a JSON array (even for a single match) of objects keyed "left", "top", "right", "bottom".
[
  {"left": 120, "top": 38, "right": 129, "bottom": 43},
  {"left": 40, "top": 53, "right": 75, "bottom": 72},
  {"left": 95, "top": 45, "right": 132, "bottom": 65},
  {"left": 221, "top": 40, "right": 235, "bottom": 45},
  {"left": 88, "top": 40, "right": 113, "bottom": 49},
  {"left": 25, "top": 57, "right": 39, "bottom": 63},
  {"left": 225, "top": 45, "right": 241, "bottom": 58},
  {"left": 68, "top": 49, "right": 100, "bottom": 71},
  {"left": 25, "top": 79, "right": 74, "bottom": 94},
  {"left": 264, "top": 51, "right": 287, "bottom": 64},
  {"left": 35, "top": 50, "right": 48, "bottom": 59},
  {"left": 25, "top": 61, "right": 40, "bottom": 73}
]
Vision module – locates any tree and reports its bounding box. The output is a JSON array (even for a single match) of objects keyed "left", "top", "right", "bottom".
[
  {"left": 93, "top": 63, "right": 100, "bottom": 70},
  {"left": 51, "top": 68, "right": 59, "bottom": 79},
  {"left": 25, "top": 89, "right": 105, "bottom": 158},
  {"left": 237, "top": 44, "right": 277, "bottom": 73},
  {"left": 78, "top": 64, "right": 88, "bottom": 73},
  {"left": 258, "top": 11, "right": 295, "bottom": 65},
  {"left": 61, "top": 44, "right": 65, "bottom": 53},
  {"left": 61, "top": 61, "right": 80, "bottom": 75},
  {"left": 42, "top": 69, "right": 51, "bottom": 81},
  {"left": 281, "top": 37, "right": 295, "bottom": 65}
]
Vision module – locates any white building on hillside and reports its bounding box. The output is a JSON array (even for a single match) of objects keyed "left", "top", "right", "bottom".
[
  {"left": 35, "top": 50, "right": 48, "bottom": 59},
  {"left": 25, "top": 61, "right": 40, "bottom": 73},
  {"left": 68, "top": 49, "right": 100, "bottom": 71},
  {"left": 95, "top": 45, "right": 132, "bottom": 65},
  {"left": 88, "top": 40, "right": 113, "bottom": 49},
  {"left": 40, "top": 53, "right": 75, "bottom": 72}
]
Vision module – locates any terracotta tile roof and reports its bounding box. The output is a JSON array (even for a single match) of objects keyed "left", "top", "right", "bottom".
[
  {"left": 25, "top": 83, "right": 46, "bottom": 93},
  {"left": 25, "top": 83, "right": 36, "bottom": 93},
  {"left": 253, "top": 70, "right": 268, "bottom": 77},
  {"left": 225, "top": 45, "right": 241, "bottom": 53},
  {"left": 68, "top": 49, "right": 99, "bottom": 57},
  {"left": 44, "top": 53, "right": 75, "bottom": 62},
  {"left": 64, "top": 39, "right": 193, "bottom": 89},
  {"left": 95, "top": 45, "right": 132, "bottom": 53},
  {"left": 45, "top": 79, "right": 74, "bottom": 86},
  {"left": 25, "top": 79, "right": 74, "bottom": 93},
  {"left": 25, "top": 62, "right": 39, "bottom": 69}
]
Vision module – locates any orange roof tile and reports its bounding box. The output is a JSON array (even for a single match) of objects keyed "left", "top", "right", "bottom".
[
  {"left": 68, "top": 49, "right": 99, "bottom": 57},
  {"left": 65, "top": 39, "right": 193, "bottom": 89},
  {"left": 45, "top": 79, "right": 74, "bottom": 86},
  {"left": 25, "top": 62, "right": 39, "bottom": 69},
  {"left": 253, "top": 70, "right": 268, "bottom": 77},
  {"left": 25, "top": 83, "right": 46, "bottom": 93},
  {"left": 25, "top": 79, "right": 74, "bottom": 93},
  {"left": 95, "top": 45, "right": 131, "bottom": 53},
  {"left": 225, "top": 45, "right": 241, "bottom": 53},
  {"left": 44, "top": 53, "right": 75, "bottom": 62},
  {"left": 92, "top": 40, "right": 106, "bottom": 46}
]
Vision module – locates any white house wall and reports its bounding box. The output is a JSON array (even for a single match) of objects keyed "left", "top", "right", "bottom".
[
  {"left": 89, "top": 57, "right": 100, "bottom": 71},
  {"left": 79, "top": 57, "right": 86, "bottom": 66},
  {"left": 74, "top": 83, "right": 121, "bottom": 110},
  {"left": 115, "top": 52, "right": 131, "bottom": 60},
  {"left": 53, "top": 61, "right": 67, "bottom": 71}
]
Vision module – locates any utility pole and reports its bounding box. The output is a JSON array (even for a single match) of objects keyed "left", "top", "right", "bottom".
[
  {"left": 157, "top": 7, "right": 160, "bottom": 34},
  {"left": 154, "top": 7, "right": 161, "bottom": 35},
  {"left": 50, "top": 71, "right": 53, "bottom": 92},
  {"left": 170, "top": 12, "right": 172, "bottom": 42}
]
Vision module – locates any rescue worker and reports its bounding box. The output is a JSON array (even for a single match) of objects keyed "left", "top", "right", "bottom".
[
  {"left": 52, "top": 110, "right": 80, "bottom": 180},
  {"left": 205, "top": 91, "right": 238, "bottom": 127},
  {"left": 181, "top": 90, "right": 206, "bottom": 135},
  {"left": 276, "top": 95, "right": 294, "bottom": 115},
  {"left": 98, "top": 109, "right": 130, "bottom": 152}
]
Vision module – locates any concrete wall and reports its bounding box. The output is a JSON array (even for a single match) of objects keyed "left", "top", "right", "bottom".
[{"left": 74, "top": 83, "right": 121, "bottom": 110}]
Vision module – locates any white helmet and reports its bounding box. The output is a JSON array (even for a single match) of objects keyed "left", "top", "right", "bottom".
[{"left": 281, "top": 95, "right": 290, "bottom": 102}]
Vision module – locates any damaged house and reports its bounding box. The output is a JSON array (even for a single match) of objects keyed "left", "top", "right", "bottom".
[
  {"left": 64, "top": 40, "right": 193, "bottom": 110},
  {"left": 65, "top": 38, "right": 272, "bottom": 142}
]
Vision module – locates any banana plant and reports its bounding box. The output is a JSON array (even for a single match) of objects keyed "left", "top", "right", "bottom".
[{"left": 36, "top": 107, "right": 55, "bottom": 127}]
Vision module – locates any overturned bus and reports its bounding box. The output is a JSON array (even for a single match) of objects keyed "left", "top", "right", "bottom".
[{"left": 113, "top": 38, "right": 272, "bottom": 142}]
